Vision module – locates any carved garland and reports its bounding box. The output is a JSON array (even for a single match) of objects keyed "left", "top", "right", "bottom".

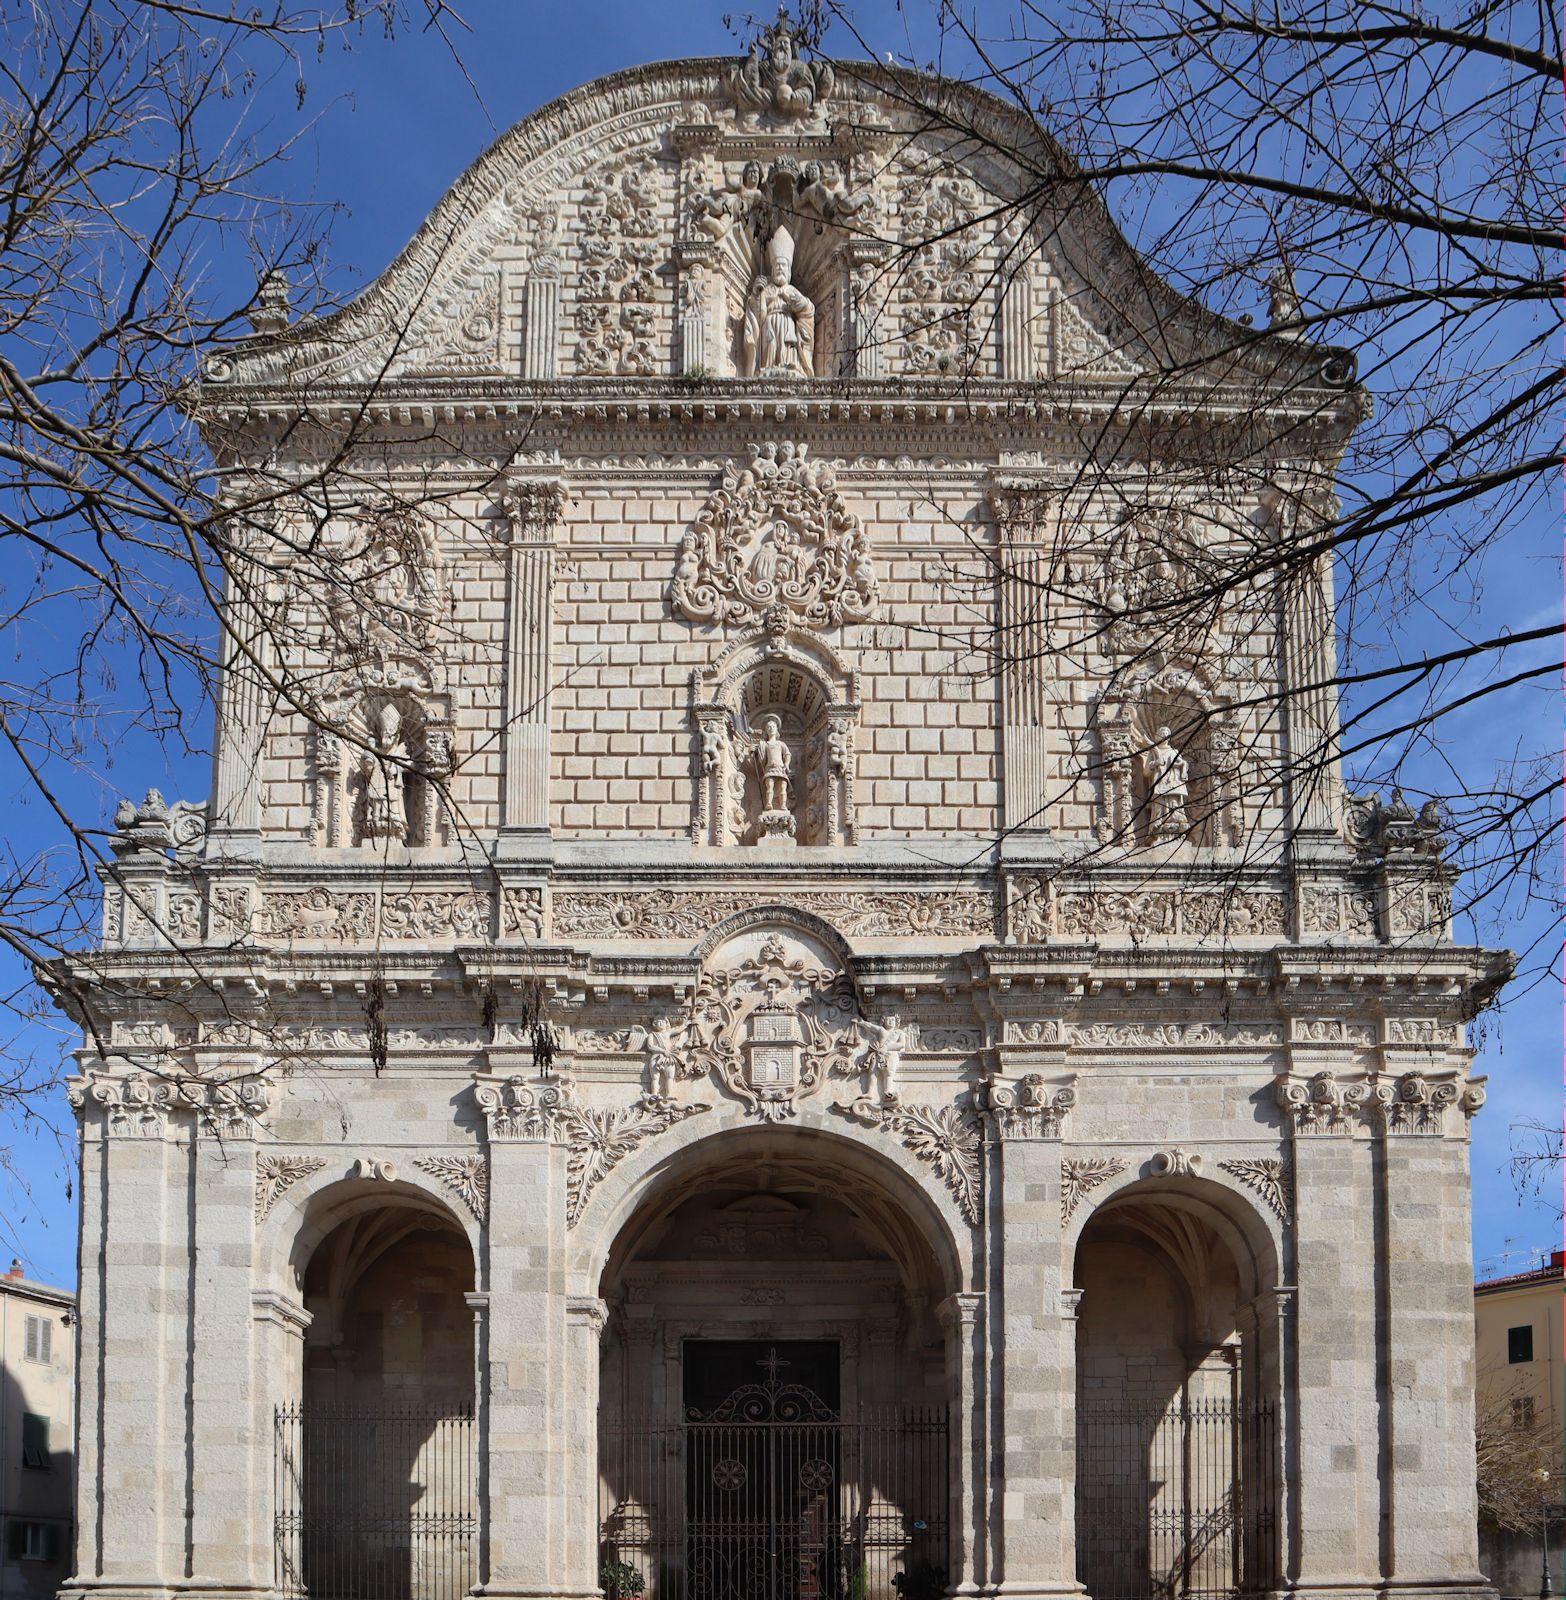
[{"left": 1218, "top": 1157, "right": 1292, "bottom": 1224}]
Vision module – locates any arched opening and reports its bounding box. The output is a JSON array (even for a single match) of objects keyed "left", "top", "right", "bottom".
[
  {"left": 277, "top": 1188, "right": 476, "bottom": 1600},
  {"left": 1073, "top": 1182, "right": 1280, "bottom": 1600},
  {"left": 596, "top": 1131, "right": 956, "bottom": 1600}
]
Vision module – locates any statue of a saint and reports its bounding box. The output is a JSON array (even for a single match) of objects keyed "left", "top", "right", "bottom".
[
  {"left": 743, "top": 227, "right": 815, "bottom": 377},
  {"left": 1141, "top": 725, "right": 1190, "bottom": 841},
  {"left": 752, "top": 715, "right": 793, "bottom": 821},
  {"left": 360, "top": 701, "right": 409, "bottom": 844}
]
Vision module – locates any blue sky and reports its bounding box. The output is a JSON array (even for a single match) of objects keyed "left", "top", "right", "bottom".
[{"left": 1, "top": 0, "right": 1555, "bottom": 1286}]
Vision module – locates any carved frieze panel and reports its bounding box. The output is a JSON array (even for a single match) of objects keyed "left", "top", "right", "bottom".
[
  {"left": 1070, "top": 1021, "right": 1284, "bottom": 1050},
  {"left": 572, "top": 155, "right": 664, "bottom": 377},
  {"left": 253, "top": 887, "right": 495, "bottom": 944},
  {"left": 1297, "top": 882, "right": 1379, "bottom": 939},
  {"left": 670, "top": 443, "right": 878, "bottom": 630},
  {"left": 552, "top": 887, "right": 992, "bottom": 940},
  {"left": 1008, "top": 877, "right": 1286, "bottom": 942}
]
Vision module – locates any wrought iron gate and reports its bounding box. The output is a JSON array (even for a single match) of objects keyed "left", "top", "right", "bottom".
[
  {"left": 601, "top": 1372, "right": 949, "bottom": 1600},
  {"left": 274, "top": 1402, "right": 477, "bottom": 1600},
  {"left": 1076, "top": 1397, "right": 1278, "bottom": 1600}
]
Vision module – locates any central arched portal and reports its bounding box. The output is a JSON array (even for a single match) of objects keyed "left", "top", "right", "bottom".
[{"left": 596, "top": 1131, "right": 956, "bottom": 1600}]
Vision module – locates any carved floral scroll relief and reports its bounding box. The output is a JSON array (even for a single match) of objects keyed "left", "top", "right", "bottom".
[{"left": 670, "top": 442, "right": 878, "bottom": 630}]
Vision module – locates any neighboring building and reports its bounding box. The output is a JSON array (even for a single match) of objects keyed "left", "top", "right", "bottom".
[
  {"left": 52, "top": 25, "right": 1510, "bottom": 1600},
  {"left": 0, "top": 1265, "right": 73, "bottom": 1598},
  {"left": 1476, "top": 1250, "right": 1565, "bottom": 1597}
]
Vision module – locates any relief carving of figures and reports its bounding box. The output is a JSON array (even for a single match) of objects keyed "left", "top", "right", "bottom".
[
  {"left": 551, "top": 888, "right": 991, "bottom": 940},
  {"left": 1141, "top": 726, "right": 1191, "bottom": 843},
  {"left": 742, "top": 228, "right": 815, "bottom": 377},
  {"left": 833, "top": 1094, "right": 983, "bottom": 1225},
  {"left": 690, "top": 159, "right": 765, "bottom": 240},
  {"left": 726, "top": 14, "right": 835, "bottom": 124},
  {"left": 669, "top": 442, "right": 878, "bottom": 630},
  {"left": 751, "top": 714, "right": 796, "bottom": 839}
]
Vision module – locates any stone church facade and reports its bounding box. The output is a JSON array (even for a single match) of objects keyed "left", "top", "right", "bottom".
[{"left": 58, "top": 31, "right": 1509, "bottom": 1600}]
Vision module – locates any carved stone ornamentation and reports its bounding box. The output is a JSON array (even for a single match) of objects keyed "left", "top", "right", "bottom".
[
  {"left": 67, "top": 1072, "right": 177, "bottom": 1139},
  {"left": 982, "top": 1074, "right": 1075, "bottom": 1140},
  {"left": 1149, "top": 1148, "right": 1203, "bottom": 1178},
  {"left": 742, "top": 228, "right": 815, "bottom": 378},
  {"left": 1070, "top": 1021, "right": 1284, "bottom": 1049},
  {"left": 1219, "top": 1157, "right": 1294, "bottom": 1224},
  {"left": 1061, "top": 1157, "right": 1128, "bottom": 1222},
  {"left": 552, "top": 888, "right": 993, "bottom": 940},
  {"left": 725, "top": 14, "right": 835, "bottom": 124},
  {"left": 676, "top": 933, "right": 859, "bottom": 1121},
  {"left": 573, "top": 157, "right": 662, "bottom": 377},
  {"left": 415, "top": 1154, "right": 490, "bottom": 1223},
  {"left": 380, "top": 891, "right": 490, "bottom": 941},
  {"left": 500, "top": 887, "right": 547, "bottom": 939},
  {"left": 1372, "top": 1072, "right": 1461, "bottom": 1136},
  {"left": 669, "top": 443, "right": 878, "bottom": 630},
  {"left": 261, "top": 889, "right": 375, "bottom": 943},
  {"left": 833, "top": 1095, "right": 983, "bottom": 1225},
  {"left": 255, "top": 1155, "right": 327, "bottom": 1220},
  {"left": 472, "top": 1075, "right": 572, "bottom": 1143},
  {"left": 554, "top": 1093, "right": 709, "bottom": 1228},
  {"left": 1276, "top": 1071, "right": 1369, "bottom": 1135}
]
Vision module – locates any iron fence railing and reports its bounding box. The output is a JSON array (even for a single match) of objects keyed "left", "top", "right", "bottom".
[
  {"left": 1076, "top": 1396, "right": 1279, "bottom": 1600},
  {"left": 274, "top": 1402, "right": 476, "bottom": 1600},
  {"left": 601, "top": 1408, "right": 951, "bottom": 1600}
]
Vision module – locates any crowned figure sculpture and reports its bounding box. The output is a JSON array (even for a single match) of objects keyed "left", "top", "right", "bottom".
[{"left": 743, "top": 227, "right": 815, "bottom": 378}]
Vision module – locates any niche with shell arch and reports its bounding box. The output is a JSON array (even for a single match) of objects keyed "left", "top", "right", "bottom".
[
  {"left": 691, "top": 630, "right": 859, "bottom": 847},
  {"left": 1093, "top": 663, "right": 1243, "bottom": 848}
]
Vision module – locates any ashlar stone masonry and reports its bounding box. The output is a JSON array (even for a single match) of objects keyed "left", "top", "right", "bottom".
[{"left": 56, "top": 29, "right": 1509, "bottom": 1600}]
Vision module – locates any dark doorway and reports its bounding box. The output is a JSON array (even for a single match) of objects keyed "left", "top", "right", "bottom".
[{"left": 683, "top": 1342, "right": 842, "bottom": 1600}]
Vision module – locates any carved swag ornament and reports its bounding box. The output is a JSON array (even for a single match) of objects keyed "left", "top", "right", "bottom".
[{"left": 670, "top": 442, "right": 879, "bottom": 630}]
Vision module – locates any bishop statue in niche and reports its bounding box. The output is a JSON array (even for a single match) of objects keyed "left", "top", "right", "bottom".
[{"left": 743, "top": 227, "right": 815, "bottom": 377}]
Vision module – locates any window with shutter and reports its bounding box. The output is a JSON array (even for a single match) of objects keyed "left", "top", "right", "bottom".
[
  {"left": 22, "top": 1315, "right": 52, "bottom": 1364},
  {"left": 20, "top": 1413, "right": 48, "bottom": 1469},
  {"left": 23, "top": 1315, "right": 36, "bottom": 1362}
]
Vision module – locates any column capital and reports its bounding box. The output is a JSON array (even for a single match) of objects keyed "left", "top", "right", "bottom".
[
  {"left": 566, "top": 1294, "right": 609, "bottom": 1337},
  {"left": 936, "top": 1290, "right": 985, "bottom": 1331}
]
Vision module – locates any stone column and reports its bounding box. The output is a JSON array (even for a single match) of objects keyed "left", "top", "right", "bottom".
[
  {"left": 1278, "top": 491, "right": 1344, "bottom": 837},
  {"left": 474, "top": 1073, "right": 565, "bottom": 1597},
  {"left": 938, "top": 1291, "right": 989, "bottom": 1598},
  {"left": 498, "top": 480, "right": 565, "bottom": 839},
  {"left": 186, "top": 1085, "right": 269, "bottom": 1595},
  {"left": 563, "top": 1297, "right": 610, "bottom": 1599},
  {"left": 1276, "top": 1061, "right": 1383, "bottom": 1599},
  {"left": 523, "top": 209, "right": 562, "bottom": 379},
  {"left": 209, "top": 589, "right": 269, "bottom": 849},
  {"left": 1374, "top": 1072, "right": 1490, "bottom": 1597},
  {"left": 66, "top": 1076, "right": 184, "bottom": 1592},
  {"left": 989, "top": 480, "right": 1056, "bottom": 835},
  {"left": 985, "top": 1084, "right": 1081, "bottom": 1599},
  {"left": 998, "top": 272, "right": 1033, "bottom": 380},
  {"left": 251, "top": 1290, "right": 311, "bottom": 1596},
  {"left": 467, "top": 1292, "right": 492, "bottom": 1586}
]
